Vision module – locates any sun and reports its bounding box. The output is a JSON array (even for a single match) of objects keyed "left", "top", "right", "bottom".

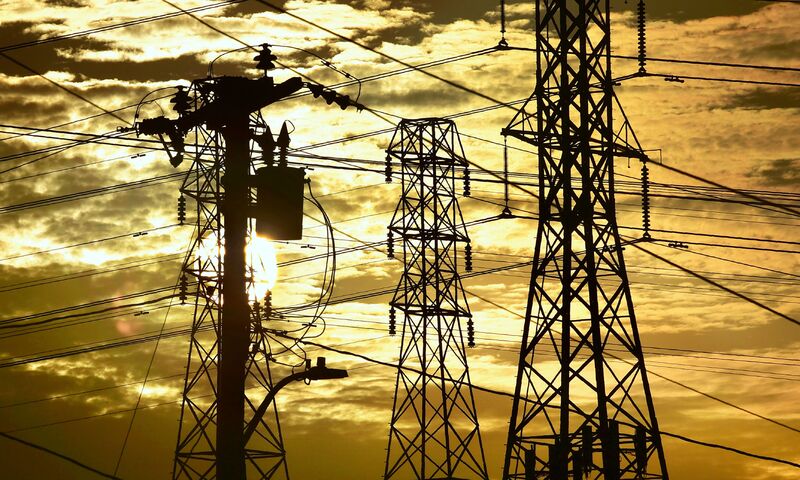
[{"left": 248, "top": 235, "right": 278, "bottom": 301}]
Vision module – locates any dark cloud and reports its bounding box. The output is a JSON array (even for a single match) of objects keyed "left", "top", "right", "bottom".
[
  {"left": 610, "top": 0, "right": 764, "bottom": 22},
  {"left": 373, "top": 85, "right": 469, "bottom": 108},
  {"left": 354, "top": 0, "right": 498, "bottom": 25},
  {"left": 748, "top": 157, "right": 800, "bottom": 187},
  {"left": 43, "top": 0, "right": 86, "bottom": 6},
  {"left": 725, "top": 88, "right": 800, "bottom": 110},
  {"left": 0, "top": 26, "right": 115, "bottom": 78},
  {"left": 220, "top": 0, "right": 290, "bottom": 17},
  {"left": 0, "top": 22, "right": 206, "bottom": 83},
  {"left": 744, "top": 39, "right": 800, "bottom": 61},
  {"left": 71, "top": 53, "right": 210, "bottom": 83}
]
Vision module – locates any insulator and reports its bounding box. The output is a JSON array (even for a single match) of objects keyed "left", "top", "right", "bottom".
[
  {"left": 387, "top": 230, "right": 395, "bottom": 259},
  {"left": 463, "top": 167, "right": 471, "bottom": 197},
  {"left": 254, "top": 44, "right": 277, "bottom": 73},
  {"left": 333, "top": 94, "right": 351, "bottom": 110},
  {"left": 464, "top": 242, "right": 473, "bottom": 272},
  {"left": 500, "top": 0, "right": 507, "bottom": 43},
  {"left": 179, "top": 272, "right": 188, "bottom": 304},
  {"left": 573, "top": 442, "right": 585, "bottom": 477},
  {"left": 264, "top": 291, "right": 272, "bottom": 319},
  {"left": 384, "top": 154, "right": 393, "bottom": 183},
  {"left": 253, "top": 125, "right": 276, "bottom": 167},
  {"left": 641, "top": 161, "right": 651, "bottom": 239},
  {"left": 581, "top": 425, "right": 593, "bottom": 474},
  {"left": 320, "top": 89, "right": 337, "bottom": 105},
  {"left": 170, "top": 87, "right": 191, "bottom": 115},
  {"left": 389, "top": 307, "right": 396, "bottom": 335},
  {"left": 177, "top": 194, "right": 187, "bottom": 224},
  {"left": 634, "top": 426, "right": 648, "bottom": 474},
  {"left": 276, "top": 122, "right": 290, "bottom": 167},
  {"left": 467, "top": 319, "right": 475, "bottom": 348},
  {"left": 637, "top": 0, "right": 647, "bottom": 72},
  {"left": 308, "top": 83, "right": 325, "bottom": 98}
]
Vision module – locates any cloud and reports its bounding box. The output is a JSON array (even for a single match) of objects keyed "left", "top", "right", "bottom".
[
  {"left": 1, "top": 1, "right": 799, "bottom": 479},
  {"left": 748, "top": 158, "right": 800, "bottom": 187}
]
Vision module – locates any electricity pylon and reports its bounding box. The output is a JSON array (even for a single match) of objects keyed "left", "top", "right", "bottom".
[
  {"left": 501, "top": 1, "right": 669, "bottom": 479},
  {"left": 162, "top": 79, "right": 297, "bottom": 479},
  {"left": 136, "top": 45, "right": 361, "bottom": 479},
  {"left": 384, "top": 118, "right": 489, "bottom": 480}
]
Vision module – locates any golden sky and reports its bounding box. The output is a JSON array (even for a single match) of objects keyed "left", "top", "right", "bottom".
[{"left": 0, "top": 1, "right": 799, "bottom": 479}]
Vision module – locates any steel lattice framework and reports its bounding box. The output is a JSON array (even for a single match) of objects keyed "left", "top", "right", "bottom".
[
  {"left": 501, "top": 1, "right": 668, "bottom": 479},
  {"left": 384, "top": 118, "right": 489, "bottom": 480},
  {"left": 172, "top": 78, "right": 289, "bottom": 480}
]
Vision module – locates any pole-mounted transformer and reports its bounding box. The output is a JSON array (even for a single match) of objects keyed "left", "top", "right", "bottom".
[{"left": 252, "top": 165, "right": 305, "bottom": 240}]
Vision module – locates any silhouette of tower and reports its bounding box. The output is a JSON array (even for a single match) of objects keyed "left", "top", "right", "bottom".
[
  {"left": 166, "top": 80, "right": 291, "bottom": 480},
  {"left": 501, "top": 1, "right": 669, "bottom": 479},
  {"left": 384, "top": 118, "right": 489, "bottom": 480},
  {"left": 136, "top": 44, "right": 362, "bottom": 479}
]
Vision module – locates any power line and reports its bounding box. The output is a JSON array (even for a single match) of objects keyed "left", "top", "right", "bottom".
[
  {"left": 285, "top": 313, "right": 800, "bottom": 381},
  {"left": 288, "top": 336, "right": 800, "bottom": 467},
  {"left": 253, "top": 0, "right": 518, "bottom": 111},
  {"left": 234, "top": 5, "right": 800, "bottom": 225},
  {"left": 504, "top": 44, "right": 800, "bottom": 74},
  {"left": 630, "top": 241, "right": 800, "bottom": 327},
  {"left": 0, "top": 171, "right": 184, "bottom": 215},
  {"left": 646, "top": 71, "right": 800, "bottom": 88},
  {"left": 112, "top": 235, "right": 194, "bottom": 475},
  {"left": 0, "top": 253, "right": 184, "bottom": 293},
  {"left": 0, "top": 304, "right": 175, "bottom": 341},
  {"left": 0, "top": 46, "right": 495, "bottom": 147},
  {"left": 0, "top": 152, "right": 139, "bottom": 185},
  {"left": 0, "top": 130, "right": 136, "bottom": 175},
  {"left": 660, "top": 431, "right": 800, "bottom": 469},
  {"left": 0, "top": 1, "right": 246, "bottom": 54},
  {"left": 652, "top": 161, "right": 800, "bottom": 218},
  {"left": 0, "top": 294, "right": 179, "bottom": 331},
  {"left": 0, "top": 432, "right": 122, "bottom": 479},
  {"left": 0, "top": 53, "right": 130, "bottom": 125},
  {"left": 0, "top": 285, "right": 180, "bottom": 327},
  {"left": 675, "top": 247, "right": 800, "bottom": 279},
  {"left": 613, "top": 53, "right": 800, "bottom": 74},
  {"left": 0, "top": 223, "right": 182, "bottom": 262}
]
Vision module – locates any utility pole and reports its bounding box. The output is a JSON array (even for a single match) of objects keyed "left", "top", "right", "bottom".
[
  {"left": 384, "top": 118, "right": 489, "bottom": 480},
  {"left": 501, "top": 1, "right": 668, "bottom": 479},
  {"left": 217, "top": 112, "right": 253, "bottom": 479},
  {"left": 136, "top": 44, "right": 360, "bottom": 480}
]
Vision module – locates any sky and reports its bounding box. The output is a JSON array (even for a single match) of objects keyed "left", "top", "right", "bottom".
[{"left": 0, "top": 0, "right": 799, "bottom": 479}]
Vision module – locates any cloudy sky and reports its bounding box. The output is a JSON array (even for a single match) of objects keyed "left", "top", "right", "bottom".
[{"left": 0, "top": 0, "right": 799, "bottom": 478}]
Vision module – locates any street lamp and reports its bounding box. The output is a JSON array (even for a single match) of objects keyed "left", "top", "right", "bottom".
[{"left": 243, "top": 357, "right": 348, "bottom": 443}]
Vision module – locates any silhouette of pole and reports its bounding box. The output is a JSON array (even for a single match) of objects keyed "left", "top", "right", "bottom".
[
  {"left": 136, "top": 44, "right": 365, "bottom": 479},
  {"left": 217, "top": 115, "right": 251, "bottom": 479}
]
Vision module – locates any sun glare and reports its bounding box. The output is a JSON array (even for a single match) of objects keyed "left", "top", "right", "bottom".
[
  {"left": 194, "top": 232, "right": 277, "bottom": 302},
  {"left": 248, "top": 235, "right": 278, "bottom": 301}
]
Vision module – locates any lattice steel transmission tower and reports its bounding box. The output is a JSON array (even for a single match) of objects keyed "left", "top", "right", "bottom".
[
  {"left": 136, "top": 45, "right": 361, "bottom": 480},
  {"left": 384, "top": 118, "right": 489, "bottom": 480},
  {"left": 168, "top": 81, "right": 291, "bottom": 480},
  {"left": 501, "top": 1, "right": 668, "bottom": 479}
]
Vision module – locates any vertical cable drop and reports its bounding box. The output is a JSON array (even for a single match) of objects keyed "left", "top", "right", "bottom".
[
  {"left": 500, "top": 0, "right": 508, "bottom": 46},
  {"left": 502, "top": 136, "right": 512, "bottom": 216},
  {"left": 641, "top": 158, "right": 652, "bottom": 239}
]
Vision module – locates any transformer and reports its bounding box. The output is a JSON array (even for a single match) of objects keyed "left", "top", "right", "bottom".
[{"left": 253, "top": 166, "right": 305, "bottom": 240}]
